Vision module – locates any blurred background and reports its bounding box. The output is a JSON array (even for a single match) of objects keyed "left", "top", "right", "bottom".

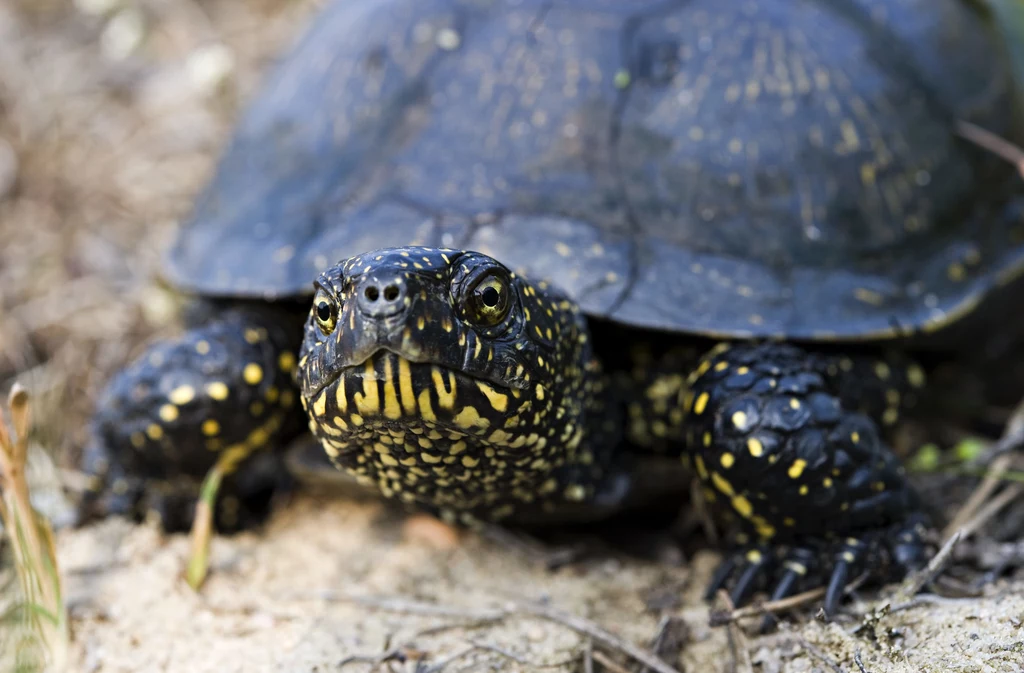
[{"left": 0, "top": 0, "right": 322, "bottom": 476}]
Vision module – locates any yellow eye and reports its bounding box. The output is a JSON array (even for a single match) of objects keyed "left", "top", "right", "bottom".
[
  {"left": 313, "top": 289, "right": 338, "bottom": 335},
  {"left": 466, "top": 272, "right": 511, "bottom": 327}
]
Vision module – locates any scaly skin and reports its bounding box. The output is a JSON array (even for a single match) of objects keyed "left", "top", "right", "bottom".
[
  {"left": 80, "top": 303, "right": 307, "bottom": 531},
  {"left": 297, "top": 247, "right": 621, "bottom": 523},
  {"left": 299, "top": 247, "right": 930, "bottom": 615}
]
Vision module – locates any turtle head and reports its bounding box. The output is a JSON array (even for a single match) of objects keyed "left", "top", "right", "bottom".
[{"left": 297, "top": 247, "right": 598, "bottom": 519}]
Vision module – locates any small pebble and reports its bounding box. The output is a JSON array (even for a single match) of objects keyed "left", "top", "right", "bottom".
[
  {"left": 186, "top": 44, "right": 235, "bottom": 97},
  {"left": 401, "top": 513, "right": 461, "bottom": 549},
  {"left": 101, "top": 8, "right": 145, "bottom": 61}
]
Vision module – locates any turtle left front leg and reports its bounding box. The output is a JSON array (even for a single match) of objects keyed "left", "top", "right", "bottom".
[
  {"left": 679, "top": 342, "right": 930, "bottom": 615},
  {"left": 79, "top": 303, "right": 308, "bottom": 532}
]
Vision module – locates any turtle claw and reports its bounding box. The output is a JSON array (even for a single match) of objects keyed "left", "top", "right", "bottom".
[
  {"left": 730, "top": 558, "right": 767, "bottom": 607},
  {"left": 823, "top": 559, "right": 850, "bottom": 618},
  {"left": 706, "top": 510, "right": 933, "bottom": 625},
  {"left": 706, "top": 545, "right": 772, "bottom": 606},
  {"left": 705, "top": 555, "right": 739, "bottom": 600},
  {"left": 759, "top": 547, "right": 817, "bottom": 632}
]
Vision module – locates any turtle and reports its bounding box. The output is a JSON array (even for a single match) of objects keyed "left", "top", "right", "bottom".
[{"left": 81, "top": 0, "right": 1024, "bottom": 616}]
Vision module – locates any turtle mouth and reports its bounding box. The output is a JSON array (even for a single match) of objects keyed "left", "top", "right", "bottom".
[{"left": 304, "top": 350, "right": 522, "bottom": 451}]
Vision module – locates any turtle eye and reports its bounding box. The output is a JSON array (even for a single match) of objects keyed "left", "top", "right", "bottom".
[
  {"left": 313, "top": 289, "right": 338, "bottom": 335},
  {"left": 465, "top": 271, "right": 511, "bottom": 327}
]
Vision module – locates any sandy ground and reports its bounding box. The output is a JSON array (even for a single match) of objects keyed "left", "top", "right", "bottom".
[{"left": 2, "top": 0, "right": 1024, "bottom": 671}]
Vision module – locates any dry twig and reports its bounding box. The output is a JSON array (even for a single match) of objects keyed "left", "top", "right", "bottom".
[
  {"left": 709, "top": 573, "right": 868, "bottom": 626},
  {"left": 788, "top": 638, "right": 845, "bottom": 673},
  {"left": 590, "top": 650, "right": 632, "bottom": 673},
  {"left": 319, "top": 593, "right": 683, "bottom": 673},
  {"left": 955, "top": 120, "right": 1024, "bottom": 178},
  {"left": 945, "top": 399, "right": 1024, "bottom": 539},
  {"left": 892, "top": 530, "right": 962, "bottom": 604},
  {"left": 718, "top": 591, "right": 754, "bottom": 673}
]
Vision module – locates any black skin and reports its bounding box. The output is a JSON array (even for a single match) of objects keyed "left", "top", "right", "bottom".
[
  {"left": 80, "top": 301, "right": 309, "bottom": 531},
  {"left": 82, "top": 247, "right": 931, "bottom": 618}
]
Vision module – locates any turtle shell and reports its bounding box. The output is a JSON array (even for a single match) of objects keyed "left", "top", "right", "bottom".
[{"left": 166, "top": 0, "right": 1024, "bottom": 340}]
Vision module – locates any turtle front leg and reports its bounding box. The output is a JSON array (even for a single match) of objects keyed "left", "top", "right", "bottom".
[
  {"left": 682, "top": 342, "right": 930, "bottom": 617},
  {"left": 80, "top": 304, "right": 307, "bottom": 532}
]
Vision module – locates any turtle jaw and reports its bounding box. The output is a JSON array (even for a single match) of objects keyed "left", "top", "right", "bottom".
[
  {"left": 302, "top": 350, "right": 572, "bottom": 515},
  {"left": 303, "top": 349, "right": 523, "bottom": 448}
]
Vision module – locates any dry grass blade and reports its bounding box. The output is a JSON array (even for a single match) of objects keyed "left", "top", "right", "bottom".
[
  {"left": 0, "top": 383, "right": 69, "bottom": 672},
  {"left": 955, "top": 120, "right": 1024, "bottom": 178},
  {"left": 717, "top": 591, "right": 754, "bottom": 673},
  {"left": 945, "top": 401, "right": 1024, "bottom": 539},
  {"left": 892, "top": 531, "right": 962, "bottom": 605}
]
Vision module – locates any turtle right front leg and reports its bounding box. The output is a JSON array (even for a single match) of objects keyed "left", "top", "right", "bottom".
[{"left": 80, "top": 304, "right": 307, "bottom": 532}]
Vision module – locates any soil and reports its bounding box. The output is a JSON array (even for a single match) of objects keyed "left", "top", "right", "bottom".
[{"left": 1, "top": 1, "right": 1024, "bottom": 671}]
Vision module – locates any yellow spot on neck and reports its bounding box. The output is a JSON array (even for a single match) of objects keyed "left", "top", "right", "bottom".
[
  {"left": 453, "top": 405, "right": 490, "bottom": 429},
  {"left": 169, "top": 386, "right": 195, "bottom": 406},
  {"left": 312, "top": 391, "right": 327, "bottom": 417},
  {"left": 788, "top": 459, "right": 807, "bottom": 479},
  {"left": 731, "top": 495, "right": 752, "bottom": 518},
  {"left": 747, "top": 437, "right": 764, "bottom": 457},
  {"left": 694, "top": 455, "right": 708, "bottom": 479},
  {"left": 206, "top": 382, "right": 229, "bottom": 401},
  {"left": 731, "top": 410, "right": 748, "bottom": 430},
  {"left": 693, "top": 392, "right": 709, "bottom": 415},
  {"left": 476, "top": 381, "right": 509, "bottom": 412},
  {"left": 158, "top": 404, "right": 178, "bottom": 422},
  {"left": 195, "top": 340, "right": 210, "bottom": 355},
  {"left": 720, "top": 452, "right": 735, "bottom": 469},
  {"left": 711, "top": 471, "right": 735, "bottom": 497},
  {"left": 243, "top": 363, "right": 263, "bottom": 385},
  {"left": 278, "top": 352, "right": 296, "bottom": 372}
]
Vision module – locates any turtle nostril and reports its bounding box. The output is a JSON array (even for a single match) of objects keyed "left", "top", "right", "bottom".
[
  {"left": 364, "top": 286, "right": 380, "bottom": 301},
  {"left": 383, "top": 284, "right": 400, "bottom": 301}
]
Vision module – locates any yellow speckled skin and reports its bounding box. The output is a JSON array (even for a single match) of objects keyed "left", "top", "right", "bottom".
[
  {"left": 81, "top": 303, "right": 308, "bottom": 531},
  {"left": 299, "top": 248, "right": 618, "bottom": 523},
  {"left": 299, "top": 248, "right": 931, "bottom": 616}
]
